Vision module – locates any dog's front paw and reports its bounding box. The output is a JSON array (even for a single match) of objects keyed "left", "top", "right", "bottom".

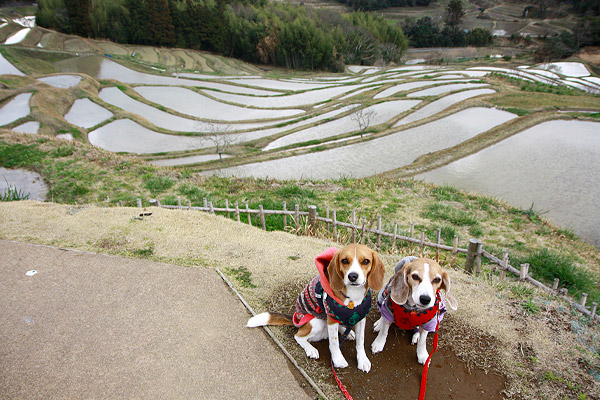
[
  {"left": 373, "top": 317, "right": 383, "bottom": 332},
  {"left": 417, "top": 349, "right": 429, "bottom": 365},
  {"left": 357, "top": 354, "right": 371, "bottom": 373},
  {"left": 411, "top": 331, "right": 420, "bottom": 345},
  {"left": 332, "top": 354, "right": 349, "bottom": 369},
  {"left": 371, "top": 337, "right": 386, "bottom": 354},
  {"left": 305, "top": 347, "right": 319, "bottom": 359}
]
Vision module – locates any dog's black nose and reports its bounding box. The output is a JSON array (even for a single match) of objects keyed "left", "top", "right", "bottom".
[
  {"left": 419, "top": 295, "right": 431, "bottom": 305},
  {"left": 348, "top": 272, "right": 359, "bottom": 282}
]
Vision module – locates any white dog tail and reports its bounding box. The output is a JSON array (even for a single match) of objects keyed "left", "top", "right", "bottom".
[{"left": 247, "top": 312, "right": 294, "bottom": 327}]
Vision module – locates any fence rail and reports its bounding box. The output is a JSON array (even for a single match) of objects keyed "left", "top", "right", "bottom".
[{"left": 137, "top": 197, "right": 598, "bottom": 323}]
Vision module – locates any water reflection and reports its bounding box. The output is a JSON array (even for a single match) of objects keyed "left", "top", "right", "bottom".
[{"left": 417, "top": 120, "right": 600, "bottom": 245}]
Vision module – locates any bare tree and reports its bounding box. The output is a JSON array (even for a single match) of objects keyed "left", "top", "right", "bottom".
[
  {"left": 206, "top": 122, "right": 236, "bottom": 161},
  {"left": 350, "top": 107, "right": 376, "bottom": 138}
]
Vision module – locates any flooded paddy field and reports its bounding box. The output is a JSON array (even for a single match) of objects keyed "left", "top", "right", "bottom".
[{"left": 417, "top": 120, "right": 600, "bottom": 245}]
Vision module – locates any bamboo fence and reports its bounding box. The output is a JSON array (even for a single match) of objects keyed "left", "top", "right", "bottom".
[{"left": 135, "top": 197, "right": 598, "bottom": 323}]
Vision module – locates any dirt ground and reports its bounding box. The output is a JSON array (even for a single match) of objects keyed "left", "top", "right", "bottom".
[{"left": 313, "top": 318, "right": 507, "bottom": 400}]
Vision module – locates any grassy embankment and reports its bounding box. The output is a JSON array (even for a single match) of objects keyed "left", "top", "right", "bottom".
[{"left": 1, "top": 131, "right": 599, "bottom": 308}]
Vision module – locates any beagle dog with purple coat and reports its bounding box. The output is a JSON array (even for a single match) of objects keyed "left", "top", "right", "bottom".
[{"left": 371, "top": 256, "right": 458, "bottom": 364}]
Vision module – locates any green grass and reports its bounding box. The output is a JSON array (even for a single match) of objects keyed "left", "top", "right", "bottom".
[
  {"left": 514, "top": 248, "right": 599, "bottom": 303},
  {"left": 143, "top": 174, "right": 175, "bottom": 195},
  {"left": 421, "top": 203, "right": 478, "bottom": 226},
  {"left": 0, "top": 142, "right": 47, "bottom": 168},
  {"left": 0, "top": 179, "right": 30, "bottom": 201}
]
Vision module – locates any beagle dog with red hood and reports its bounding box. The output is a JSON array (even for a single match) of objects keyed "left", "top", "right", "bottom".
[
  {"left": 371, "top": 256, "right": 457, "bottom": 364},
  {"left": 247, "top": 244, "right": 385, "bottom": 372}
]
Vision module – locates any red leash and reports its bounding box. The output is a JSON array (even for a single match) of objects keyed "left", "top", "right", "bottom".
[
  {"left": 331, "top": 359, "right": 354, "bottom": 400},
  {"left": 418, "top": 313, "right": 441, "bottom": 400}
]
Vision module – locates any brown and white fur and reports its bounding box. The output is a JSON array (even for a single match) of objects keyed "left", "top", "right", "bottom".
[
  {"left": 246, "top": 244, "right": 385, "bottom": 372},
  {"left": 371, "top": 257, "right": 457, "bottom": 364}
]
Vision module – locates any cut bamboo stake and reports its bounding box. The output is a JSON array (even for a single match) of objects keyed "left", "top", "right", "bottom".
[
  {"left": 591, "top": 303, "right": 598, "bottom": 321},
  {"left": 295, "top": 204, "right": 300, "bottom": 235},
  {"left": 332, "top": 210, "right": 338, "bottom": 242},
  {"left": 392, "top": 223, "right": 398, "bottom": 252},
  {"left": 360, "top": 219, "right": 366, "bottom": 245},
  {"left": 519, "top": 263, "right": 529, "bottom": 280},
  {"left": 209, "top": 201, "right": 214, "bottom": 214},
  {"left": 553, "top": 278, "right": 560, "bottom": 292},
  {"left": 420, "top": 231, "right": 425, "bottom": 256},
  {"left": 352, "top": 210, "right": 357, "bottom": 243},
  {"left": 225, "top": 199, "right": 230, "bottom": 219},
  {"left": 376, "top": 216, "right": 382, "bottom": 250},
  {"left": 203, "top": 198, "right": 208, "bottom": 209},
  {"left": 409, "top": 223, "right": 414, "bottom": 255},
  {"left": 308, "top": 206, "right": 317, "bottom": 236},
  {"left": 137, "top": 198, "right": 142, "bottom": 208},
  {"left": 259, "top": 205, "right": 266, "bottom": 231},
  {"left": 282, "top": 201, "right": 287, "bottom": 231},
  {"left": 119, "top": 200, "right": 123, "bottom": 207},
  {"left": 500, "top": 250, "right": 508, "bottom": 281},
  {"left": 246, "top": 202, "right": 252, "bottom": 226},
  {"left": 326, "top": 206, "right": 330, "bottom": 233},
  {"left": 188, "top": 200, "right": 191, "bottom": 210},
  {"left": 580, "top": 293, "right": 588, "bottom": 307},
  {"left": 436, "top": 228, "right": 441, "bottom": 262},
  {"left": 235, "top": 202, "right": 240, "bottom": 222},
  {"left": 177, "top": 197, "right": 181, "bottom": 208}
]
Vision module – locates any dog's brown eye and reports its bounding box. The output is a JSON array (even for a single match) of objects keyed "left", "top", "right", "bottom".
[
  {"left": 411, "top": 273, "right": 421, "bottom": 282},
  {"left": 362, "top": 259, "right": 370, "bottom": 265},
  {"left": 432, "top": 277, "right": 441, "bottom": 284},
  {"left": 341, "top": 258, "right": 349, "bottom": 264}
]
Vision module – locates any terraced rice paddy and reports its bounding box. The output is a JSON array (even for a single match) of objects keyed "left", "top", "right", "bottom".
[
  {"left": 417, "top": 120, "right": 600, "bottom": 244},
  {"left": 1, "top": 30, "right": 599, "bottom": 240}
]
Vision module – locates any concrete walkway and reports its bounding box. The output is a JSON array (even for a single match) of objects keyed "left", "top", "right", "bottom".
[{"left": 0, "top": 240, "right": 313, "bottom": 400}]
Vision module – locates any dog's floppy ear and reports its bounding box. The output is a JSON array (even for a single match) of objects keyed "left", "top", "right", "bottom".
[
  {"left": 441, "top": 271, "right": 458, "bottom": 310},
  {"left": 390, "top": 263, "right": 410, "bottom": 305},
  {"left": 327, "top": 250, "right": 345, "bottom": 291},
  {"left": 367, "top": 250, "right": 385, "bottom": 291}
]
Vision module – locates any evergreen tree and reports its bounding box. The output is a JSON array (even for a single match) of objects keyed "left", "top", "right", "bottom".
[
  {"left": 125, "top": 0, "right": 148, "bottom": 44},
  {"left": 445, "top": 0, "right": 465, "bottom": 36},
  {"left": 64, "top": 0, "right": 92, "bottom": 37},
  {"left": 146, "top": 0, "right": 176, "bottom": 46}
]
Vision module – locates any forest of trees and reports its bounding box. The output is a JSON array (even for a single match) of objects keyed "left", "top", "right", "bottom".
[
  {"left": 35, "top": 0, "right": 409, "bottom": 71},
  {"left": 334, "top": 0, "right": 433, "bottom": 12}
]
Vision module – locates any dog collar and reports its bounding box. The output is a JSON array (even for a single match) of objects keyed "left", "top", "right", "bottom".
[
  {"left": 391, "top": 291, "right": 441, "bottom": 330},
  {"left": 324, "top": 289, "right": 372, "bottom": 327}
]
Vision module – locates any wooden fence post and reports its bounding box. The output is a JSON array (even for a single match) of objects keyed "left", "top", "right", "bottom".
[
  {"left": 352, "top": 210, "right": 357, "bottom": 243},
  {"left": 225, "top": 199, "right": 230, "bottom": 219},
  {"left": 435, "top": 228, "right": 441, "bottom": 262},
  {"left": 188, "top": 200, "right": 191, "bottom": 210},
  {"left": 499, "top": 250, "right": 508, "bottom": 281},
  {"left": 203, "top": 198, "right": 208, "bottom": 209},
  {"left": 259, "top": 205, "right": 266, "bottom": 230},
  {"left": 332, "top": 210, "right": 338, "bottom": 242},
  {"left": 326, "top": 206, "right": 330, "bottom": 233},
  {"left": 553, "top": 278, "right": 560, "bottom": 292},
  {"left": 283, "top": 201, "right": 287, "bottom": 231},
  {"left": 235, "top": 202, "right": 240, "bottom": 222},
  {"left": 308, "top": 206, "right": 317, "bottom": 236},
  {"left": 246, "top": 202, "right": 252, "bottom": 226},
  {"left": 392, "top": 223, "right": 398, "bottom": 252},
  {"left": 295, "top": 204, "right": 300, "bottom": 235},
  {"left": 209, "top": 201, "right": 214, "bottom": 214},
  {"left": 360, "top": 218, "right": 366, "bottom": 245},
  {"left": 137, "top": 198, "right": 142, "bottom": 208},
  {"left": 177, "top": 197, "right": 181, "bottom": 208},
  {"left": 591, "top": 303, "right": 598, "bottom": 321},
  {"left": 420, "top": 231, "right": 425, "bottom": 256},
  {"left": 465, "top": 238, "right": 481, "bottom": 274},
  {"left": 519, "top": 263, "right": 529, "bottom": 280},
  {"left": 580, "top": 293, "right": 588, "bottom": 307},
  {"left": 451, "top": 235, "right": 458, "bottom": 267},
  {"left": 409, "top": 223, "right": 414, "bottom": 255},
  {"left": 376, "top": 216, "right": 382, "bottom": 250}
]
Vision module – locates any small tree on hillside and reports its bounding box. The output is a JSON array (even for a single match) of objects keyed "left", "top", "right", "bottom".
[
  {"left": 351, "top": 107, "right": 376, "bottom": 138},
  {"left": 445, "top": 0, "right": 465, "bottom": 36},
  {"left": 206, "top": 123, "right": 235, "bottom": 161}
]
